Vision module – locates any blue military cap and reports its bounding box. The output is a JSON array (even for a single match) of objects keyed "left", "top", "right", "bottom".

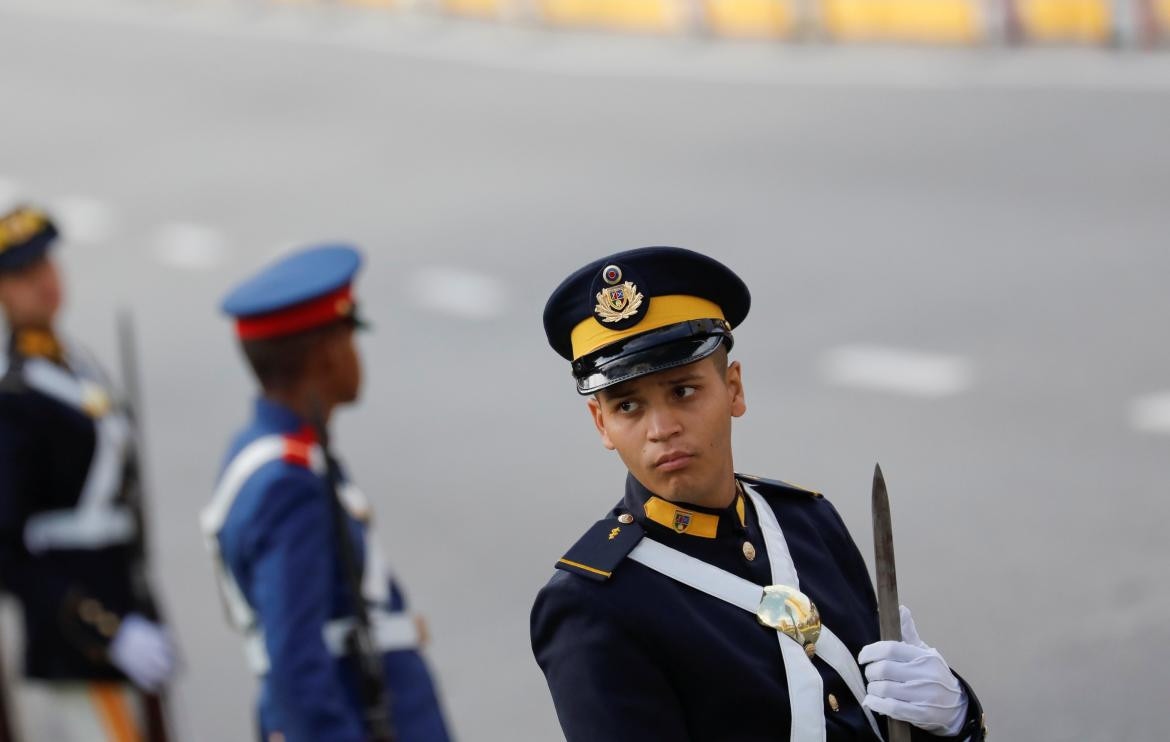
[
  {"left": 0, "top": 206, "right": 58, "bottom": 274},
  {"left": 543, "top": 246, "right": 750, "bottom": 394},
  {"left": 222, "top": 244, "right": 365, "bottom": 340}
]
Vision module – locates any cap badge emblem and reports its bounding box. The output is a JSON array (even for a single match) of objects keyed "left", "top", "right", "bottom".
[
  {"left": 594, "top": 281, "right": 643, "bottom": 324},
  {"left": 673, "top": 511, "right": 692, "bottom": 533},
  {"left": 602, "top": 265, "right": 623, "bottom": 285}
]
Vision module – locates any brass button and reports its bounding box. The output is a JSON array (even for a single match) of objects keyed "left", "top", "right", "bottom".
[
  {"left": 79, "top": 599, "right": 102, "bottom": 624},
  {"left": 618, "top": 513, "right": 634, "bottom": 524},
  {"left": 96, "top": 612, "right": 120, "bottom": 638},
  {"left": 742, "top": 541, "right": 757, "bottom": 561},
  {"left": 828, "top": 694, "right": 839, "bottom": 712}
]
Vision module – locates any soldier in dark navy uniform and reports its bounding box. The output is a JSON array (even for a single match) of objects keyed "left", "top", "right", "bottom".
[
  {"left": 203, "top": 244, "right": 451, "bottom": 742},
  {"left": 532, "top": 247, "right": 987, "bottom": 742},
  {"left": 0, "top": 206, "right": 176, "bottom": 740}
]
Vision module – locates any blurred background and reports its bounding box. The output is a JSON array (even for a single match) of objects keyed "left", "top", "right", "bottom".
[{"left": 1, "top": 0, "right": 1169, "bottom": 739}]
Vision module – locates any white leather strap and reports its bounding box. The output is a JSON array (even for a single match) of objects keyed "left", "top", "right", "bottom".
[
  {"left": 18, "top": 357, "right": 136, "bottom": 552},
  {"left": 626, "top": 487, "right": 884, "bottom": 742},
  {"left": 243, "top": 610, "right": 420, "bottom": 676},
  {"left": 203, "top": 434, "right": 401, "bottom": 669},
  {"left": 23, "top": 506, "right": 137, "bottom": 553},
  {"left": 628, "top": 538, "right": 762, "bottom": 612},
  {"left": 201, "top": 435, "right": 298, "bottom": 631},
  {"left": 742, "top": 485, "right": 883, "bottom": 742}
]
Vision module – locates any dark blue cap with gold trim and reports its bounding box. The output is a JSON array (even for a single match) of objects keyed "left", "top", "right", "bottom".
[
  {"left": 543, "top": 246, "right": 750, "bottom": 394},
  {"left": 0, "top": 206, "right": 58, "bottom": 275}
]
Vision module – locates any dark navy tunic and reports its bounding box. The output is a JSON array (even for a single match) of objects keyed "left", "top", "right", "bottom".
[
  {"left": 214, "top": 397, "right": 451, "bottom": 742},
  {"left": 0, "top": 333, "right": 151, "bottom": 681},
  {"left": 531, "top": 473, "right": 984, "bottom": 742}
]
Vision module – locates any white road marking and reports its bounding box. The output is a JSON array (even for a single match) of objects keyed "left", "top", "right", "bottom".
[
  {"left": 1129, "top": 392, "right": 1170, "bottom": 434},
  {"left": 0, "top": 177, "right": 24, "bottom": 212},
  {"left": 819, "top": 344, "right": 974, "bottom": 398},
  {"left": 408, "top": 266, "right": 507, "bottom": 321},
  {"left": 49, "top": 196, "right": 116, "bottom": 246},
  {"left": 150, "top": 222, "right": 229, "bottom": 270}
]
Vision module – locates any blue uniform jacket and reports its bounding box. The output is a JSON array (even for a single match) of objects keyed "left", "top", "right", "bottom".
[
  {"left": 0, "top": 335, "right": 152, "bottom": 681},
  {"left": 531, "top": 473, "right": 985, "bottom": 741},
  {"left": 215, "top": 398, "right": 450, "bottom": 742}
]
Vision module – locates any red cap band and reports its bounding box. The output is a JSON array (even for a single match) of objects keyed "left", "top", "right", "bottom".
[{"left": 235, "top": 285, "right": 354, "bottom": 340}]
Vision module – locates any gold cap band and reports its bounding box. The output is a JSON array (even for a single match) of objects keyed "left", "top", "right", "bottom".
[{"left": 570, "top": 294, "right": 725, "bottom": 360}]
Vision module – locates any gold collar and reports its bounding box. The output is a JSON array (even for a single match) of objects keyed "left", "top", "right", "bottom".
[
  {"left": 15, "top": 329, "right": 64, "bottom": 363},
  {"left": 643, "top": 490, "right": 746, "bottom": 538}
]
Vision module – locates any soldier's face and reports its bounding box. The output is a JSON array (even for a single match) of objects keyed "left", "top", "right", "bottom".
[
  {"left": 321, "top": 325, "right": 362, "bottom": 405},
  {"left": 0, "top": 257, "right": 62, "bottom": 328},
  {"left": 589, "top": 355, "right": 746, "bottom": 505}
]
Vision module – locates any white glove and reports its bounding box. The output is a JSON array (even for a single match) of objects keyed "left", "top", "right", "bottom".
[
  {"left": 108, "top": 614, "right": 177, "bottom": 692},
  {"left": 858, "top": 605, "right": 968, "bottom": 736}
]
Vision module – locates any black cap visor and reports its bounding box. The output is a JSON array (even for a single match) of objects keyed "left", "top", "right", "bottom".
[{"left": 573, "top": 319, "right": 731, "bottom": 395}]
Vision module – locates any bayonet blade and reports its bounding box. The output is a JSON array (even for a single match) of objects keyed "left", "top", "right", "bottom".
[{"left": 872, "top": 463, "right": 911, "bottom": 742}]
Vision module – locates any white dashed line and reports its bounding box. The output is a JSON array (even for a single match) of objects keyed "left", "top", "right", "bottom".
[
  {"left": 0, "top": 177, "right": 24, "bottom": 212},
  {"left": 407, "top": 266, "right": 508, "bottom": 321},
  {"left": 149, "top": 222, "right": 229, "bottom": 270},
  {"left": 819, "top": 344, "right": 974, "bottom": 398},
  {"left": 1129, "top": 392, "right": 1170, "bottom": 434},
  {"left": 49, "top": 196, "right": 116, "bottom": 246}
]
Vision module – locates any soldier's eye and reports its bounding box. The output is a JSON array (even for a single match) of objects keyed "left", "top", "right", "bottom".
[
  {"left": 675, "top": 386, "right": 696, "bottom": 399},
  {"left": 618, "top": 400, "right": 640, "bottom": 414}
]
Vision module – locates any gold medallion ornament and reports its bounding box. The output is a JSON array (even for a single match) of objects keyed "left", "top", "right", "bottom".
[
  {"left": 756, "top": 584, "right": 822, "bottom": 657},
  {"left": 594, "top": 281, "right": 644, "bottom": 324},
  {"left": 80, "top": 383, "right": 112, "bottom": 419}
]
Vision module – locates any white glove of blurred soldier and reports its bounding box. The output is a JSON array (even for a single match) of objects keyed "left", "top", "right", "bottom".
[
  {"left": 108, "top": 613, "right": 177, "bottom": 692},
  {"left": 858, "top": 606, "right": 968, "bottom": 736}
]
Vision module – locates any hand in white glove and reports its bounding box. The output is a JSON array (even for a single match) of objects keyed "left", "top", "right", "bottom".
[
  {"left": 108, "top": 614, "right": 177, "bottom": 692},
  {"left": 858, "top": 606, "right": 968, "bottom": 736}
]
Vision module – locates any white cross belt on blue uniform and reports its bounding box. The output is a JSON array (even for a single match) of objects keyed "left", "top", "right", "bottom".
[{"left": 201, "top": 434, "right": 420, "bottom": 675}]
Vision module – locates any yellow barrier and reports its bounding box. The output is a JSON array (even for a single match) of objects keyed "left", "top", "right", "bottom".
[
  {"left": 821, "top": 0, "right": 982, "bottom": 42},
  {"left": 1014, "top": 0, "right": 1111, "bottom": 41},
  {"left": 1153, "top": 0, "right": 1170, "bottom": 36},
  {"left": 537, "top": 0, "right": 687, "bottom": 31},
  {"left": 704, "top": 0, "right": 799, "bottom": 37},
  {"left": 442, "top": 0, "right": 506, "bottom": 17}
]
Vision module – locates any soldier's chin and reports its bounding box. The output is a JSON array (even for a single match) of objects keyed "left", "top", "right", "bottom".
[{"left": 651, "top": 471, "right": 700, "bottom": 500}]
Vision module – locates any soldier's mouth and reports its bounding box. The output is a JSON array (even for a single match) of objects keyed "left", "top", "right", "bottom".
[{"left": 654, "top": 451, "right": 695, "bottom": 472}]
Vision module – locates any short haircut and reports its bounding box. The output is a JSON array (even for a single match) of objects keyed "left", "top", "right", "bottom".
[
  {"left": 711, "top": 343, "right": 729, "bottom": 376},
  {"left": 239, "top": 322, "right": 342, "bottom": 392}
]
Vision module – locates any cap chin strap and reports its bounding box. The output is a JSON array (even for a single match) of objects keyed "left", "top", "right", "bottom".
[{"left": 626, "top": 486, "right": 883, "bottom": 742}]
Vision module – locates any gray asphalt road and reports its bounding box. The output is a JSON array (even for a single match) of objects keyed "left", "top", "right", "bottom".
[{"left": 1, "top": 1, "right": 1168, "bottom": 739}]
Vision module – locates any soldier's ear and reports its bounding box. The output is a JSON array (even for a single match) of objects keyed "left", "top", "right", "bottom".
[
  {"left": 587, "top": 397, "right": 617, "bottom": 450},
  {"left": 727, "top": 361, "right": 746, "bottom": 418}
]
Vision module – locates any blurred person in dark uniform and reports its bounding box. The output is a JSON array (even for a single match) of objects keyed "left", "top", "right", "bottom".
[
  {"left": 0, "top": 206, "right": 176, "bottom": 740},
  {"left": 531, "top": 247, "right": 988, "bottom": 742},
  {"left": 202, "top": 244, "right": 451, "bottom": 742}
]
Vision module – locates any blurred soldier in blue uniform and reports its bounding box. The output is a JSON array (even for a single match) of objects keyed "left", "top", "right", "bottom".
[
  {"left": 0, "top": 206, "right": 177, "bottom": 740},
  {"left": 202, "top": 244, "right": 451, "bottom": 742},
  {"left": 532, "top": 247, "right": 988, "bottom": 741}
]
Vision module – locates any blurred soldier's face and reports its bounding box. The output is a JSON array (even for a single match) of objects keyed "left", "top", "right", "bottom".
[
  {"left": 589, "top": 352, "right": 746, "bottom": 507},
  {"left": 0, "top": 256, "right": 63, "bottom": 329},
  {"left": 321, "top": 324, "right": 362, "bottom": 405}
]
